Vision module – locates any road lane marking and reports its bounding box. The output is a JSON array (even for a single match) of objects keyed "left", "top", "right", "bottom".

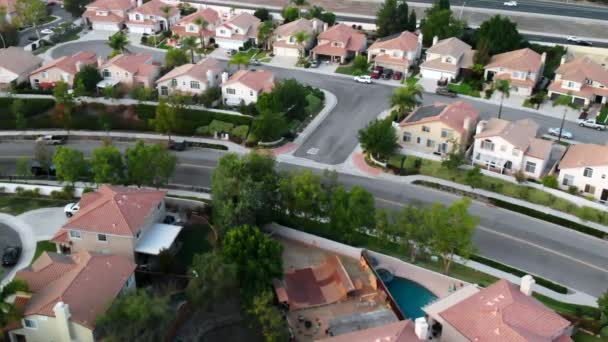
[
  {"left": 307, "top": 148, "right": 319, "bottom": 155},
  {"left": 177, "top": 163, "right": 215, "bottom": 169}
]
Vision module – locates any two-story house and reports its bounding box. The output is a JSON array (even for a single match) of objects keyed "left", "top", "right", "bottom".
[
  {"left": 398, "top": 101, "right": 479, "bottom": 155},
  {"left": 50, "top": 185, "right": 182, "bottom": 262},
  {"left": 311, "top": 23, "right": 367, "bottom": 64},
  {"left": 0, "top": 0, "right": 18, "bottom": 24},
  {"left": 29, "top": 51, "right": 97, "bottom": 89},
  {"left": 557, "top": 143, "right": 608, "bottom": 203},
  {"left": 272, "top": 18, "right": 326, "bottom": 57},
  {"left": 420, "top": 37, "right": 475, "bottom": 81},
  {"left": 156, "top": 57, "right": 223, "bottom": 96},
  {"left": 221, "top": 69, "right": 274, "bottom": 105},
  {"left": 7, "top": 251, "right": 135, "bottom": 342},
  {"left": 548, "top": 56, "right": 608, "bottom": 107},
  {"left": 98, "top": 53, "right": 160, "bottom": 89},
  {"left": 214, "top": 12, "right": 260, "bottom": 50},
  {"left": 367, "top": 31, "right": 423, "bottom": 74},
  {"left": 126, "top": 0, "right": 179, "bottom": 34},
  {"left": 171, "top": 8, "right": 221, "bottom": 45},
  {"left": 472, "top": 118, "right": 554, "bottom": 180},
  {"left": 0, "top": 47, "right": 42, "bottom": 89},
  {"left": 484, "top": 48, "right": 545, "bottom": 96},
  {"left": 83, "top": 0, "right": 135, "bottom": 31}
]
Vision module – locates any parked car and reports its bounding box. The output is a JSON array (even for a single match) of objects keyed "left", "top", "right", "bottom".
[
  {"left": 566, "top": 36, "right": 593, "bottom": 46},
  {"left": 576, "top": 40, "right": 593, "bottom": 46},
  {"left": 503, "top": 1, "right": 518, "bottom": 6},
  {"left": 435, "top": 87, "right": 457, "bottom": 98},
  {"left": 547, "top": 127, "right": 574, "bottom": 139},
  {"left": 371, "top": 69, "right": 382, "bottom": 79},
  {"left": 41, "top": 28, "right": 54, "bottom": 35},
  {"left": 437, "top": 78, "right": 449, "bottom": 87},
  {"left": 227, "top": 49, "right": 237, "bottom": 56},
  {"left": 168, "top": 140, "right": 187, "bottom": 151},
  {"left": 578, "top": 118, "right": 606, "bottom": 130},
  {"left": 251, "top": 58, "right": 261, "bottom": 66},
  {"left": 393, "top": 71, "right": 403, "bottom": 81},
  {"left": 36, "top": 135, "right": 66, "bottom": 145},
  {"left": 382, "top": 69, "right": 393, "bottom": 80},
  {"left": 309, "top": 60, "right": 319, "bottom": 68},
  {"left": 354, "top": 75, "right": 372, "bottom": 84},
  {"left": 2, "top": 246, "right": 22, "bottom": 266},
  {"left": 30, "top": 162, "right": 56, "bottom": 176},
  {"left": 64, "top": 202, "right": 80, "bottom": 217}
]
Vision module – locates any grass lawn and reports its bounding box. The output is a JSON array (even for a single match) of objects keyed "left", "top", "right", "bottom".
[
  {"left": 175, "top": 224, "right": 213, "bottom": 266},
  {"left": 33, "top": 241, "right": 55, "bottom": 260},
  {"left": 234, "top": 48, "right": 260, "bottom": 61},
  {"left": 335, "top": 64, "right": 358, "bottom": 75},
  {"left": 447, "top": 83, "right": 481, "bottom": 97},
  {"left": 0, "top": 195, "right": 68, "bottom": 216},
  {"left": 573, "top": 332, "right": 608, "bottom": 342}
]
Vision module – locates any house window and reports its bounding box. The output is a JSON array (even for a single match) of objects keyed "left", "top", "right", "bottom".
[
  {"left": 524, "top": 161, "right": 536, "bottom": 174},
  {"left": 567, "top": 81, "right": 575, "bottom": 88},
  {"left": 226, "top": 88, "right": 236, "bottom": 95},
  {"left": 69, "top": 230, "right": 81, "bottom": 239},
  {"left": 439, "top": 143, "right": 448, "bottom": 153},
  {"left": 135, "top": 14, "right": 141, "bottom": 20},
  {"left": 136, "top": 230, "right": 141, "bottom": 239},
  {"left": 103, "top": 69, "right": 111, "bottom": 77},
  {"left": 403, "top": 132, "right": 411, "bottom": 142},
  {"left": 584, "top": 167, "right": 593, "bottom": 178},
  {"left": 250, "top": 90, "right": 254, "bottom": 96},
  {"left": 380, "top": 49, "right": 386, "bottom": 53},
  {"left": 42, "top": 71, "right": 48, "bottom": 79},
  {"left": 171, "top": 79, "right": 177, "bottom": 87},
  {"left": 562, "top": 174, "right": 574, "bottom": 186},
  {"left": 584, "top": 184, "right": 596, "bottom": 194},
  {"left": 481, "top": 139, "right": 494, "bottom": 151},
  {"left": 289, "top": 36, "right": 295, "bottom": 43},
  {"left": 34, "top": 79, "right": 39, "bottom": 86},
  {"left": 441, "top": 129, "right": 452, "bottom": 138},
  {"left": 426, "top": 139, "right": 435, "bottom": 148},
  {"left": 124, "top": 72, "right": 128, "bottom": 77},
  {"left": 421, "top": 126, "right": 430, "bottom": 133},
  {"left": 445, "top": 57, "right": 453, "bottom": 63},
  {"left": 160, "top": 86, "right": 168, "bottom": 96},
  {"left": 24, "top": 319, "right": 37, "bottom": 329},
  {"left": 190, "top": 81, "right": 200, "bottom": 89},
  {"left": 220, "top": 29, "right": 226, "bottom": 34},
  {"left": 585, "top": 79, "right": 592, "bottom": 85},
  {"left": 189, "top": 24, "right": 195, "bottom": 31},
  {"left": 97, "top": 234, "right": 108, "bottom": 242},
  {"left": 416, "top": 137, "right": 422, "bottom": 144}
]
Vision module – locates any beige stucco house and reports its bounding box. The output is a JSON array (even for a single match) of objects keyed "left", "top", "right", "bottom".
[
  {"left": 548, "top": 56, "right": 608, "bottom": 107},
  {"left": 221, "top": 69, "right": 274, "bottom": 105},
  {"left": 419, "top": 37, "right": 474, "bottom": 81},
  {"left": 29, "top": 51, "right": 97, "bottom": 89},
  {"left": 272, "top": 18, "right": 326, "bottom": 57},
  {"left": 398, "top": 101, "right": 479, "bottom": 156},
  {"left": 8, "top": 251, "right": 135, "bottom": 342},
  {"left": 126, "top": 0, "right": 179, "bottom": 34},
  {"left": 472, "top": 118, "right": 554, "bottom": 180},
  {"left": 171, "top": 8, "right": 221, "bottom": 44},
  {"left": 557, "top": 143, "right": 608, "bottom": 203},
  {"left": 367, "top": 31, "right": 422, "bottom": 74},
  {"left": 484, "top": 48, "right": 545, "bottom": 96},
  {"left": 98, "top": 53, "right": 160, "bottom": 88},
  {"left": 156, "top": 57, "right": 223, "bottom": 96},
  {"left": 0, "top": 47, "right": 43, "bottom": 89},
  {"left": 311, "top": 23, "right": 367, "bottom": 64},
  {"left": 214, "top": 12, "right": 260, "bottom": 50},
  {"left": 83, "top": 0, "right": 135, "bottom": 31}
]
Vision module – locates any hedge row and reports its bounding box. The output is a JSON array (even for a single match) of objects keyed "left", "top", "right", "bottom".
[{"left": 0, "top": 98, "right": 56, "bottom": 117}]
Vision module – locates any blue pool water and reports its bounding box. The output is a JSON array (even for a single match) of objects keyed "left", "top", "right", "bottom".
[{"left": 385, "top": 277, "right": 437, "bottom": 319}]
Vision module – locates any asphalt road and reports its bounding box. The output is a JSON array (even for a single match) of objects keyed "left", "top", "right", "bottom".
[
  {"left": 1, "top": 141, "right": 607, "bottom": 296},
  {"left": 18, "top": 5, "right": 73, "bottom": 47},
  {"left": 0, "top": 223, "right": 21, "bottom": 279}
]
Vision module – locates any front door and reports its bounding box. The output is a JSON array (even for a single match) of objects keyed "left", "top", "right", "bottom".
[
  {"left": 601, "top": 189, "right": 608, "bottom": 203},
  {"left": 486, "top": 71, "right": 495, "bottom": 82},
  {"left": 595, "top": 95, "right": 603, "bottom": 104}
]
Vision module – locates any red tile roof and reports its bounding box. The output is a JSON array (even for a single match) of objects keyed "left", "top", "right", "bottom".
[
  {"left": 555, "top": 56, "right": 608, "bottom": 86},
  {"left": 486, "top": 48, "right": 543, "bottom": 74},
  {"left": 31, "top": 51, "right": 97, "bottom": 76},
  {"left": 85, "top": 0, "right": 132, "bottom": 11},
  {"left": 222, "top": 69, "right": 274, "bottom": 93},
  {"left": 316, "top": 23, "right": 366, "bottom": 53},
  {"left": 16, "top": 251, "right": 135, "bottom": 329},
  {"left": 559, "top": 143, "right": 608, "bottom": 169},
  {"left": 369, "top": 31, "right": 420, "bottom": 52},
  {"left": 102, "top": 53, "right": 159, "bottom": 77},
  {"left": 400, "top": 101, "right": 479, "bottom": 136},
  {"left": 440, "top": 279, "right": 571, "bottom": 342},
  {"left": 130, "top": 0, "right": 177, "bottom": 17},
  {"left": 156, "top": 57, "right": 222, "bottom": 83},
  {"left": 178, "top": 8, "right": 220, "bottom": 26},
  {"left": 318, "top": 320, "right": 420, "bottom": 342}
]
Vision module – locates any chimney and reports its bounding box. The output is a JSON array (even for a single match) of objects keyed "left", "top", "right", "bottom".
[
  {"left": 541, "top": 52, "right": 547, "bottom": 64},
  {"left": 75, "top": 61, "right": 83, "bottom": 72},
  {"left": 432, "top": 36, "right": 438, "bottom": 46},
  {"left": 323, "top": 22, "right": 328, "bottom": 32},
  {"left": 414, "top": 317, "right": 429, "bottom": 340},
  {"left": 520, "top": 275, "right": 535, "bottom": 296},
  {"left": 418, "top": 33, "right": 423, "bottom": 44},
  {"left": 560, "top": 55, "right": 567, "bottom": 65},
  {"left": 97, "top": 56, "right": 104, "bottom": 67},
  {"left": 137, "top": 0, "right": 142, "bottom": 6},
  {"left": 221, "top": 71, "right": 229, "bottom": 84},
  {"left": 475, "top": 120, "right": 487, "bottom": 135},
  {"left": 463, "top": 116, "right": 471, "bottom": 131},
  {"left": 53, "top": 302, "right": 73, "bottom": 342},
  {"left": 206, "top": 69, "right": 216, "bottom": 87}
]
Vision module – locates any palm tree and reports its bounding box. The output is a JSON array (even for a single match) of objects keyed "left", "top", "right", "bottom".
[
  {"left": 181, "top": 36, "right": 198, "bottom": 63},
  {"left": 257, "top": 20, "right": 274, "bottom": 51},
  {"left": 494, "top": 79, "right": 511, "bottom": 119},
  {"left": 160, "top": 5, "right": 173, "bottom": 30},
  {"left": 229, "top": 53, "right": 250, "bottom": 70},
  {"left": 552, "top": 94, "right": 578, "bottom": 143},
  {"left": 193, "top": 16, "right": 208, "bottom": 50},
  {"left": 293, "top": 30, "right": 310, "bottom": 59},
  {"left": 107, "top": 32, "right": 129, "bottom": 56},
  {"left": 390, "top": 83, "right": 424, "bottom": 120}
]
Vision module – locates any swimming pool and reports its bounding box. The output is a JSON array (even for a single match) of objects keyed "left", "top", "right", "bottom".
[{"left": 385, "top": 276, "right": 437, "bottom": 319}]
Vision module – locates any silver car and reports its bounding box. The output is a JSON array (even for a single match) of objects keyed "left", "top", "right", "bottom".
[{"left": 548, "top": 127, "right": 573, "bottom": 139}]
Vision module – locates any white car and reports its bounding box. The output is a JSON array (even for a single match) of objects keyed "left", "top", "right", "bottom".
[
  {"left": 354, "top": 75, "right": 372, "bottom": 84},
  {"left": 64, "top": 203, "right": 80, "bottom": 217},
  {"left": 566, "top": 36, "right": 578, "bottom": 42},
  {"left": 547, "top": 127, "right": 573, "bottom": 139},
  {"left": 503, "top": 1, "right": 517, "bottom": 6},
  {"left": 40, "top": 28, "right": 54, "bottom": 35}
]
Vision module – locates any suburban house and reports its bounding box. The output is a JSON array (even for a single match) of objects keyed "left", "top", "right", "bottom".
[
  {"left": 0, "top": 47, "right": 42, "bottom": 88},
  {"left": 484, "top": 48, "right": 545, "bottom": 96},
  {"left": 398, "top": 101, "right": 479, "bottom": 155},
  {"left": 557, "top": 143, "right": 608, "bottom": 203},
  {"left": 422, "top": 277, "right": 573, "bottom": 341},
  {"left": 29, "top": 51, "right": 97, "bottom": 89},
  {"left": 126, "top": 0, "right": 179, "bottom": 34},
  {"left": 367, "top": 31, "right": 423, "bottom": 74},
  {"left": 311, "top": 23, "right": 367, "bottom": 64},
  {"left": 214, "top": 12, "right": 260, "bottom": 50},
  {"left": 7, "top": 251, "right": 136, "bottom": 342},
  {"left": 548, "top": 56, "right": 608, "bottom": 107},
  {"left": 472, "top": 118, "right": 554, "bottom": 180},
  {"left": 50, "top": 185, "right": 183, "bottom": 263},
  {"left": 319, "top": 320, "right": 423, "bottom": 342},
  {"left": 221, "top": 69, "right": 274, "bottom": 105},
  {"left": 83, "top": 0, "right": 135, "bottom": 31},
  {"left": 0, "top": 0, "right": 17, "bottom": 24},
  {"left": 171, "top": 8, "right": 221, "bottom": 44},
  {"left": 272, "top": 18, "right": 326, "bottom": 57},
  {"left": 156, "top": 57, "right": 223, "bottom": 96},
  {"left": 98, "top": 53, "right": 160, "bottom": 88},
  {"left": 419, "top": 37, "right": 474, "bottom": 81}
]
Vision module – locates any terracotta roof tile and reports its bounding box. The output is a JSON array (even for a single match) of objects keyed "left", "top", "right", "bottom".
[
  {"left": 476, "top": 118, "right": 539, "bottom": 151},
  {"left": 559, "top": 143, "right": 608, "bottom": 169},
  {"left": 177, "top": 8, "right": 220, "bottom": 26},
  {"left": 156, "top": 57, "right": 222, "bottom": 83},
  {"left": 0, "top": 47, "right": 43, "bottom": 75},
  {"left": 369, "top": 31, "right": 420, "bottom": 52},
  {"left": 222, "top": 69, "right": 274, "bottom": 93},
  {"left": 85, "top": 0, "right": 132, "bottom": 11},
  {"left": 419, "top": 58, "right": 460, "bottom": 73},
  {"left": 555, "top": 56, "right": 608, "bottom": 86},
  {"left": 274, "top": 18, "right": 324, "bottom": 37},
  {"left": 317, "top": 23, "right": 366, "bottom": 52},
  {"left": 129, "top": 0, "right": 177, "bottom": 17},
  {"left": 400, "top": 101, "right": 479, "bottom": 136},
  {"left": 31, "top": 51, "right": 97, "bottom": 77},
  {"left": 83, "top": 10, "right": 125, "bottom": 23},
  {"left": 427, "top": 37, "right": 471, "bottom": 58},
  {"left": 102, "top": 53, "right": 157, "bottom": 76},
  {"left": 486, "top": 48, "right": 543, "bottom": 73}
]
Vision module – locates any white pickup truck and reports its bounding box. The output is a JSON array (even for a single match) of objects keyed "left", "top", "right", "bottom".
[{"left": 578, "top": 118, "right": 606, "bottom": 131}]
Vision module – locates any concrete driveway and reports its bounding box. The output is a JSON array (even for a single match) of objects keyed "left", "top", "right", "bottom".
[{"left": 18, "top": 207, "right": 67, "bottom": 241}]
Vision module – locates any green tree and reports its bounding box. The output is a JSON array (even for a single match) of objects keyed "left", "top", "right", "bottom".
[
  {"left": 599, "top": 288, "right": 608, "bottom": 325},
  {"left": 438, "top": 0, "right": 450, "bottom": 10},
  {"left": 53, "top": 147, "right": 88, "bottom": 184},
  {"left": 406, "top": 10, "right": 417, "bottom": 32},
  {"left": 358, "top": 118, "right": 399, "bottom": 160},
  {"left": 11, "top": 98, "right": 27, "bottom": 129},
  {"left": 475, "top": 15, "right": 523, "bottom": 55},
  {"left": 321, "top": 11, "right": 336, "bottom": 26},
  {"left": 0, "top": 8, "right": 19, "bottom": 48},
  {"left": 291, "top": 0, "right": 308, "bottom": 7},
  {"left": 376, "top": 0, "right": 411, "bottom": 37},
  {"left": 125, "top": 141, "right": 176, "bottom": 187},
  {"left": 187, "top": 252, "right": 238, "bottom": 309},
  {"left": 281, "top": 6, "right": 300, "bottom": 23},
  {"left": 394, "top": 206, "right": 433, "bottom": 262},
  {"left": 193, "top": 16, "right": 208, "bottom": 49},
  {"left": 247, "top": 290, "right": 290, "bottom": 342},
  {"left": 14, "top": 0, "right": 46, "bottom": 39},
  {"left": 257, "top": 20, "right": 274, "bottom": 51},
  {"left": 0, "top": 279, "right": 28, "bottom": 328},
  {"left": 278, "top": 170, "right": 326, "bottom": 220},
  {"left": 351, "top": 55, "right": 369, "bottom": 75},
  {"left": 222, "top": 225, "right": 283, "bottom": 293},
  {"left": 420, "top": 5, "right": 464, "bottom": 46},
  {"left": 73, "top": 64, "right": 102, "bottom": 95},
  {"left": 150, "top": 97, "right": 177, "bottom": 139},
  {"left": 541, "top": 175, "right": 558, "bottom": 189},
  {"left": 108, "top": 32, "right": 129, "bottom": 56},
  {"left": 96, "top": 289, "right": 172, "bottom": 341},
  {"left": 464, "top": 165, "right": 483, "bottom": 189},
  {"left": 494, "top": 79, "right": 511, "bottom": 119},
  {"left": 391, "top": 83, "right": 423, "bottom": 119},
  {"left": 130, "top": 85, "right": 154, "bottom": 103},
  {"left": 228, "top": 53, "right": 250, "bottom": 70},
  {"left": 257, "top": 79, "right": 309, "bottom": 121},
  {"left": 34, "top": 141, "right": 52, "bottom": 172},
  {"left": 473, "top": 38, "right": 491, "bottom": 65},
  {"left": 90, "top": 144, "right": 124, "bottom": 184},
  {"left": 181, "top": 36, "right": 198, "bottom": 63},
  {"left": 165, "top": 47, "right": 189, "bottom": 68},
  {"left": 552, "top": 94, "right": 579, "bottom": 143},
  {"left": 441, "top": 142, "right": 465, "bottom": 170},
  {"left": 253, "top": 109, "right": 287, "bottom": 142},
  {"left": 15, "top": 157, "right": 31, "bottom": 177},
  {"left": 293, "top": 30, "right": 310, "bottom": 59},
  {"left": 160, "top": 5, "right": 173, "bottom": 30},
  {"left": 253, "top": 8, "right": 271, "bottom": 21},
  {"left": 63, "top": 0, "right": 88, "bottom": 17},
  {"left": 330, "top": 185, "right": 375, "bottom": 244}
]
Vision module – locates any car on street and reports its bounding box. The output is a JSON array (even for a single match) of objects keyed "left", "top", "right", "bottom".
[
  {"left": 578, "top": 118, "right": 606, "bottom": 130},
  {"left": 36, "top": 135, "right": 66, "bottom": 145},
  {"left": 41, "top": 28, "right": 54, "bottom": 35},
  {"left": 435, "top": 87, "right": 457, "bottom": 98},
  {"left": 2, "top": 246, "right": 22, "bottom": 266},
  {"left": 227, "top": 49, "right": 237, "bottom": 56},
  {"left": 309, "top": 60, "right": 318, "bottom": 68},
  {"left": 547, "top": 127, "right": 573, "bottom": 139},
  {"left": 566, "top": 36, "right": 593, "bottom": 46},
  {"left": 64, "top": 202, "right": 80, "bottom": 217},
  {"left": 576, "top": 40, "right": 593, "bottom": 46},
  {"left": 503, "top": 1, "right": 518, "bottom": 6},
  {"left": 168, "top": 140, "right": 187, "bottom": 151},
  {"left": 392, "top": 71, "right": 403, "bottom": 81},
  {"left": 354, "top": 75, "right": 372, "bottom": 84},
  {"left": 30, "top": 162, "right": 56, "bottom": 177}
]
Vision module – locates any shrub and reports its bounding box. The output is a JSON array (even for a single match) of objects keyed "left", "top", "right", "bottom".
[
  {"left": 15, "top": 187, "right": 41, "bottom": 198},
  {"left": 231, "top": 125, "right": 249, "bottom": 140},
  {"left": 196, "top": 126, "right": 210, "bottom": 135},
  {"left": 305, "top": 94, "right": 322, "bottom": 115},
  {"left": 541, "top": 175, "right": 558, "bottom": 189},
  {"left": 576, "top": 206, "right": 601, "bottom": 222},
  {"left": 567, "top": 185, "right": 578, "bottom": 195},
  {"left": 484, "top": 88, "right": 494, "bottom": 99},
  {"left": 82, "top": 187, "right": 95, "bottom": 194},
  {"left": 208, "top": 120, "right": 234, "bottom": 134},
  {"left": 514, "top": 170, "right": 526, "bottom": 183},
  {"left": 601, "top": 326, "right": 608, "bottom": 337}
]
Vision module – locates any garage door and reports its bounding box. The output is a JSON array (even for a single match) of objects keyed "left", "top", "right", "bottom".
[
  {"left": 274, "top": 46, "right": 299, "bottom": 57},
  {"left": 421, "top": 68, "right": 453, "bottom": 81},
  {"left": 549, "top": 92, "right": 561, "bottom": 101},
  {"left": 215, "top": 38, "right": 244, "bottom": 50},
  {"left": 573, "top": 97, "right": 585, "bottom": 106},
  {"left": 92, "top": 22, "right": 119, "bottom": 31}
]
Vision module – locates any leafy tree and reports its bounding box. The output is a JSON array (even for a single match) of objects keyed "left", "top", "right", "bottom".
[
  {"left": 73, "top": 64, "right": 102, "bottom": 95},
  {"left": 293, "top": 30, "right": 310, "bottom": 58},
  {"left": 130, "top": 85, "right": 155, "bottom": 103},
  {"left": 278, "top": 170, "right": 326, "bottom": 219},
  {"left": 358, "top": 118, "right": 399, "bottom": 160},
  {"left": 376, "top": 0, "right": 412, "bottom": 37},
  {"left": 406, "top": 10, "right": 417, "bottom": 32},
  {"left": 14, "top": 0, "right": 46, "bottom": 39},
  {"left": 193, "top": 17, "right": 208, "bottom": 49},
  {"left": 395, "top": 206, "right": 433, "bottom": 262},
  {"left": 53, "top": 81, "right": 73, "bottom": 105},
  {"left": 96, "top": 289, "right": 173, "bottom": 342},
  {"left": 253, "top": 109, "right": 287, "bottom": 142},
  {"left": 281, "top": 6, "right": 300, "bottom": 23},
  {"left": 247, "top": 290, "right": 290, "bottom": 342},
  {"left": 165, "top": 47, "right": 188, "bottom": 68},
  {"left": 254, "top": 8, "right": 271, "bottom": 22},
  {"left": 257, "top": 20, "right": 274, "bottom": 51},
  {"left": 473, "top": 38, "right": 491, "bottom": 65},
  {"left": 599, "top": 288, "right": 608, "bottom": 325},
  {"left": 125, "top": 141, "right": 176, "bottom": 187},
  {"left": 181, "top": 36, "right": 198, "bottom": 63},
  {"left": 320, "top": 11, "right": 336, "bottom": 26},
  {"left": 441, "top": 142, "right": 465, "bottom": 170},
  {"left": 34, "top": 141, "right": 52, "bottom": 171},
  {"left": 291, "top": 0, "right": 308, "bottom": 7},
  {"left": 351, "top": 55, "right": 370, "bottom": 75},
  {"left": 0, "top": 17, "right": 19, "bottom": 48},
  {"left": 420, "top": 6, "right": 464, "bottom": 46},
  {"left": 15, "top": 157, "right": 31, "bottom": 177},
  {"left": 0, "top": 279, "right": 28, "bottom": 328},
  {"left": 552, "top": 94, "right": 579, "bottom": 143},
  {"left": 11, "top": 98, "right": 27, "bottom": 129},
  {"left": 494, "top": 79, "right": 511, "bottom": 119},
  {"left": 541, "top": 175, "right": 558, "bottom": 189},
  {"left": 151, "top": 97, "right": 177, "bottom": 139},
  {"left": 330, "top": 185, "right": 375, "bottom": 244},
  {"left": 63, "top": 0, "right": 88, "bottom": 17},
  {"left": 228, "top": 53, "right": 250, "bottom": 70},
  {"left": 177, "top": 2, "right": 195, "bottom": 16},
  {"left": 464, "top": 165, "right": 483, "bottom": 189},
  {"left": 476, "top": 15, "right": 523, "bottom": 55},
  {"left": 222, "top": 225, "right": 283, "bottom": 293},
  {"left": 91, "top": 144, "right": 124, "bottom": 184},
  {"left": 306, "top": 5, "right": 324, "bottom": 19},
  {"left": 187, "top": 252, "right": 238, "bottom": 309},
  {"left": 258, "top": 79, "right": 309, "bottom": 121},
  {"left": 53, "top": 147, "right": 88, "bottom": 184},
  {"left": 108, "top": 32, "right": 129, "bottom": 56},
  {"left": 391, "top": 83, "right": 423, "bottom": 119}
]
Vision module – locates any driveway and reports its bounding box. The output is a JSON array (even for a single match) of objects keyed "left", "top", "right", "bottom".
[
  {"left": 18, "top": 207, "right": 67, "bottom": 241},
  {"left": 50, "top": 40, "right": 166, "bottom": 64}
]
